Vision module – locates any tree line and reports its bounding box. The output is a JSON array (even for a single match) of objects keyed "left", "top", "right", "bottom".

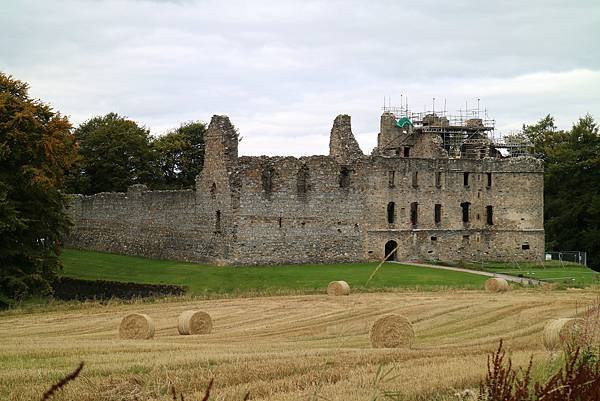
[{"left": 1, "top": 72, "right": 599, "bottom": 307}]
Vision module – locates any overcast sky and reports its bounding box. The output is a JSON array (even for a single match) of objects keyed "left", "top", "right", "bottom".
[{"left": 2, "top": 0, "right": 599, "bottom": 155}]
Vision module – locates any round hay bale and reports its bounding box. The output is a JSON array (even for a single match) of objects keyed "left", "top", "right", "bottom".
[
  {"left": 327, "top": 280, "right": 350, "bottom": 296},
  {"left": 543, "top": 318, "right": 584, "bottom": 350},
  {"left": 485, "top": 277, "right": 509, "bottom": 293},
  {"left": 370, "top": 314, "right": 415, "bottom": 349},
  {"left": 178, "top": 310, "right": 213, "bottom": 335},
  {"left": 119, "top": 313, "right": 155, "bottom": 339}
]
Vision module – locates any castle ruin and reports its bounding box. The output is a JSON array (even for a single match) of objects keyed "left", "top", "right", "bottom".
[{"left": 66, "top": 109, "right": 544, "bottom": 265}]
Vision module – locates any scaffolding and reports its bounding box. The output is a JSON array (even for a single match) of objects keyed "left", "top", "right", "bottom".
[{"left": 381, "top": 101, "right": 532, "bottom": 159}]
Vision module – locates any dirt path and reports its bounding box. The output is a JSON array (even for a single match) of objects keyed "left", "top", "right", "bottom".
[{"left": 394, "top": 261, "right": 544, "bottom": 285}]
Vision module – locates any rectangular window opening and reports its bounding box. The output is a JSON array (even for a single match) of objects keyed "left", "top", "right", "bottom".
[
  {"left": 463, "top": 172, "right": 470, "bottom": 186},
  {"left": 339, "top": 167, "right": 351, "bottom": 188},
  {"left": 410, "top": 202, "right": 418, "bottom": 226},
  {"left": 388, "top": 171, "right": 395, "bottom": 188},
  {"left": 387, "top": 202, "right": 395, "bottom": 224},
  {"left": 411, "top": 171, "right": 418, "bottom": 188},
  {"left": 403, "top": 147, "right": 410, "bottom": 157},
  {"left": 522, "top": 243, "right": 530, "bottom": 250},
  {"left": 431, "top": 236, "right": 437, "bottom": 241},
  {"left": 487, "top": 172, "right": 492, "bottom": 188},
  {"left": 435, "top": 172, "right": 442, "bottom": 188},
  {"left": 461, "top": 202, "right": 471, "bottom": 223},
  {"left": 486, "top": 205, "right": 494, "bottom": 225},
  {"left": 215, "top": 210, "right": 221, "bottom": 233},
  {"left": 434, "top": 204, "right": 442, "bottom": 224}
]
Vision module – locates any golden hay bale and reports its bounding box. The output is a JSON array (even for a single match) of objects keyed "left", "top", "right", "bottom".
[
  {"left": 370, "top": 314, "right": 415, "bottom": 348},
  {"left": 178, "top": 310, "right": 213, "bottom": 335},
  {"left": 119, "top": 313, "right": 155, "bottom": 339},
  {"left": 485, "top": 277, "right": 509, "bottom": 293},
  {"left": 543, "top": 318, "right": 584, "bottom": 350},
  {"left": 327, "top": 280, "right": 351, "bottom": 296}
]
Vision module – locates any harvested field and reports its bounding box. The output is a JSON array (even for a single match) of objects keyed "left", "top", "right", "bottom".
[{"left": 0, "top": 290, "right": 597, "bottom": 401}]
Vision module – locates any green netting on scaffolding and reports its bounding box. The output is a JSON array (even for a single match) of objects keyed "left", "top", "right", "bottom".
[{"left": 395, "top": 117, "right": 413, "bottom": 128}]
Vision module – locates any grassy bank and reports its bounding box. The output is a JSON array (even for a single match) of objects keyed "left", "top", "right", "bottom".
[{"left": 60, "top": 249, "right": 489, "bottom": 295}]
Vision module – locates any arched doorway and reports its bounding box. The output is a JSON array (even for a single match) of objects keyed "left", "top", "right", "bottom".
[{"left": 384, "top": 240, "right": 398, "bottom": 261}]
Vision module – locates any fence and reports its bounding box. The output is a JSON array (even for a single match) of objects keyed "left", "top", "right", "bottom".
[{"left": 544, "top": 251, "right": 587, "bottom": 267}]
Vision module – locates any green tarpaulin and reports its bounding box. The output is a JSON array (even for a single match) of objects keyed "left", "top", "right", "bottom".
[{"left": 396, "top": 117, "right": 413, "bottom": 128}]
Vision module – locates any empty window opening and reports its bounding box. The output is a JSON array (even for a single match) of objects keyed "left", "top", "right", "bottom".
[
  {"left": 262, "top": 166, "right": 274, "bottom": 193},
  {"left": 522, "top": 243, "right": 530, "bottom": 250},
  {"left": 339, "top": 167, "right": 351, "bottom": 188},
  {"left": 410, "top": 202, "right": 418, "bottom": 226},
  {"left": 435, "top": 172, "right": 442, "bottom": 188},
  {"left": 412, "top": 171, "right": 418, "bottom": 188},
  {"left": 403, "top": 147, "right": 410, "bottom": 157},
  {"left": 434, "top": 204, "right": 442, "bottom": 224},
  {"left": 387, "top": 202, "right": 395, "bottom": 224},
  {"left": 384, "top": 240, "right": 398, "bottom": 261},
  {"left": 487, "top": 172, "right": 492, "bottom": 188},
  {"left": 461, "top": 202, "right": 471, "bottom": 223},
  {"left": 486, "top": 205, "right": 494, "bottom": 225},
  {"left": 278, "top": 217, "right": 282, "bottom": 228},
  {"left": 388, "top": 171, "right": 395, "bottom": 188},
  {"left": 431, "top": 236, "right": 437, "bottom": 241},
  {"left": 210, "top": 182, "right": 216, "bottom": 199},
  {"left": 297, "top": 164, "right": 309, "bottom": 195},
  {"left": 477, "top": 214, "right": 480, "bottom": 220},
  {"left": 463, "top": 172, "right": 470, "bottom": 186},
  {"left": 215, "top": 210, "right": 221, "bottom": 232}
]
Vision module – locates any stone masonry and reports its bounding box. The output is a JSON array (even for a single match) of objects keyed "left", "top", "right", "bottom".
[{"left": 66, "top": 113, "right": 544, "bottom": 265}]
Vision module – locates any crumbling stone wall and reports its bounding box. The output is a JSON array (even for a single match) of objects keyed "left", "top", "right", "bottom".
[{"left": 66, "top": 113, "right": 544, "bottom": 265}]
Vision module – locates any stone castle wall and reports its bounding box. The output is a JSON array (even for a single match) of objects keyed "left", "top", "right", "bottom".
[{"left": 66, "top": 114, "right": 544, "bottom": 265}]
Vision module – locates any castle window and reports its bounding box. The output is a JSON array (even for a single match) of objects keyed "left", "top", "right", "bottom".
[
  {"left": 431, "top": 236, "right": 437, "bottom": 241},
  {"left": 522, "top": 243, "right": 530, "bottom": 250},
  {"left": 463, "top": 172, "right": 470, "bottom": 186},
  {"left": 388, "top": 171, "right": 395, "bottom": 188},
  {"left": 403, "top": 147, "right": 410, "bottom": 157},
  {"left": 410, "top": 202, "right": 418, "bottom": 226},
  {"left": 486, "top": 205, "right": 494, "bottom": 225},
  {"left": 461, "top": 202, "right": 471, "bottom": 223},
  {"left": 435, "top": 172, "right": 442, "bottom": 188},
  {"left": 434, "top": 204, "right": 442, "bottom": 224},
  {"left": 210, "top": 182, "right": 216, "bottom": 199},
  {"left": 262, "top": 166, "right": 274, "bottom": 193},
  {"left": 297, "top": 164, "right": 309, "bottom": 195},
  {"left": 215, "top": 210, "right": 221, "bottom": 232},
  {"left": 339, "top": 167, "right": 351, "bottom": 188},
  {"left": 278, "top": 217, "right": 282, "bottom": 228},
  {"left": 412, "top": 171, "right": 418, "bottom": 188},
  {"left": 487, "top": 172, "right": 492, "bottom": 188},
  {"left": 387, "top": 202, "right": 395, "bottom": 224}
]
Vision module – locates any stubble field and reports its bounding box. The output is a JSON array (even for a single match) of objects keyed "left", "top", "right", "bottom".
[{"left": 1, "top": 289, "right": 597, "bottom": 401}]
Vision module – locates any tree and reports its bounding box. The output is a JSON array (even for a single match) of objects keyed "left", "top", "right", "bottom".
[
  {"left": 0, "top": 73, "right": 78, "bottom": 307},
  {"left": 152, "top": 121, "right": 206, "bottom": 189},
  {"left": 66, "top": 113, "right": 155, "bottom": 194},
  {"left": 524, "top": 114, "right": 600, "bottom": 269}
]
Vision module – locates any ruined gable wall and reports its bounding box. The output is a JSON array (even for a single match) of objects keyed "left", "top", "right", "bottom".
[{"left": 231, "top": 155, "right": 367, "bottom": 265}]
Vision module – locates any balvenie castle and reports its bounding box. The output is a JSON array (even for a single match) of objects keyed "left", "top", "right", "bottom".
[{"left": 67, "top": 107, "right": 544, "bottom": 265}]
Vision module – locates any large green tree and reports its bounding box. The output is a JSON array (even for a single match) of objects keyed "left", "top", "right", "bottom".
[
  {"left": 0, "top": 73, "right": 78, "bottom": 307},
  {"left": 524, "top": 114, "right": 600, "bottom": 269},
  {"left": 66, "top": 113, "right": 155, "bottom": 194},
  {"left": 152, "top": 121, "right": 206, "bottom": 189}
]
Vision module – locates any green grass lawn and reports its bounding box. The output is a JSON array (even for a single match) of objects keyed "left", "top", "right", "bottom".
[
  {"left": 457, "top": 260, "right": 600, "bottom": 287},
  {"left": 60, "top": 249, "right": 489, "bottom": 295}
]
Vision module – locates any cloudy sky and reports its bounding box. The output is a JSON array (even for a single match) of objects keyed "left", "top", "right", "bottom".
[{"left": 2, "top": 0, "right": 599, "bottom": 155}]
